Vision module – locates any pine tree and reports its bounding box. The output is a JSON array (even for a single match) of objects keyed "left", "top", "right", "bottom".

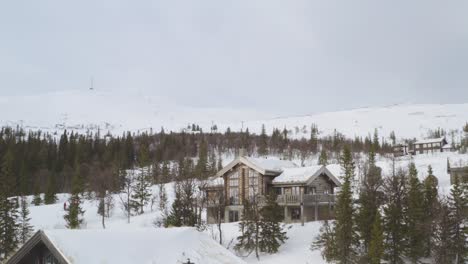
[
  {"left": 0, "top": 149, "right": 20, "bottom": 260},
  {"left": 259, "top": 193, "right": 287, "bottom": 253},
  {"left": 235, "top": 199, "right": 261, "bottom": 259},
  {"left": 315, "top": 146, "right": 357, "bottom": 264},
  {"left": 164, "top": 184, "right": 184, "bottom": 227},
  {"left": 217, "top": 155, "right": 223, "bottom": 171},
  {"left": 312, "top": 220, "right": 336, "bottom": 262},
  {"left": 405, "top": 162, "right": 425, "bottom": 263},
  {"left": 334, "top": 146, "right": 358, "bottom": 264},
  {"left": 131, "top": 168, "right": 152, "bottom": 215},
  {"left": 357, "top": 148, "right": 383, "bottom": 258},
  {"left": 318, "top": 149, "right": 328, "bottom": 166},
  {"left": 258, "top": 124, "right": 268, "bottom": 156},
  {"left": 368, "top": 211, "right": 384, "bottom": 264},
  {"left": 32, "top": 184, "right": 42, "bottom": 206},
  {"left": 195, "top": 140, "right": 209, "bottom": 179},
  {"left": 447, "top": 174, "right": 467, "bottom": 263},
  {"left": 44, "top": 174, "right": 57, "bottom": 205},
  {"left": 0, "top": 198, "right": 19, "bottom": 261},
  {"left": 382, "top": 166, "right": 406, "bottom": 264},
  {"left": 18, "top": 196, "right": 33, "bottom": 244},
  {"left": 64, "top": 172, "right": 85, "bottom": 229},
  {"left": 422, "top": 165, "right": 439, "bottom": 257},
  {"left": 434, "top": 200, "right": 454, "bottom": 264}
]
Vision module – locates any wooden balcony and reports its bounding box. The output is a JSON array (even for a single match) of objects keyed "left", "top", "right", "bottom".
[{"left": 276, "top": 194, "right": 335, "bottom": 206}]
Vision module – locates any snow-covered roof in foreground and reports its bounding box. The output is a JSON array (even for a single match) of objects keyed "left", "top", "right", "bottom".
[
  {"left": 414, "top": 137, "right": 445, "bottom": 144},
  {"left": 43, "top": 228, "right": 244, "bottom": 264},
  {"left": 244, "top": 157, "right": 298, "bottom": 172}
]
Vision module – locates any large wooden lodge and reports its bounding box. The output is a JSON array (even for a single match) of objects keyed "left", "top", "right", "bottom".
[{"left": 204, "top": 153, "right": 342, "bottom": 224}]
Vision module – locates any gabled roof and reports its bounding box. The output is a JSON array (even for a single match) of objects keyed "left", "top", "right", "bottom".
[
  {"left": 414, "top": 137, "right": 446, "bottom": 145},
  {"left": 8, "top": 228, "right": 245, "bottom": 264},
  {"left": 216, "top": 156, "right": 298, "bottom": 177},
  {"left": 272, "top": 165, "right": 342, "bottom": 186},
  {"left": 6, "top": 230, "right": 69, "bottom": 264}
]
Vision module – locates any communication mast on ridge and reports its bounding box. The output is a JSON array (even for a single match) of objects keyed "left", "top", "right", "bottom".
[{"left": 89, "top": 76, "right": 94, "bottom": 90}]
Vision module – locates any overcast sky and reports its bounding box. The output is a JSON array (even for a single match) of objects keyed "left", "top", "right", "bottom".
[{"left": 1, "top": 1, "right": 468, "bottom": 115}]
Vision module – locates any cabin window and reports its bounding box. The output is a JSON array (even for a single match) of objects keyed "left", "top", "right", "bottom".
[
  {"left": 291, "top": 186, "right": 301, "bottom": 195},
  {"left": 229, "top": 172, "right": 239, "bottom": 204},
  {"left": 274, "top": 187, "right": 282, "bottom": 195},
  {"left": 44, "top": 254, "right": 59, "bottom": 264},
  {"left": 291, "top": 208, "right": 301, "bottom": 220},
  {"left": 229, "top": 210, "right": 239, "bottom": 222},
  {"left": 248, "top": 170, "right": 258, "bottom": 200}
]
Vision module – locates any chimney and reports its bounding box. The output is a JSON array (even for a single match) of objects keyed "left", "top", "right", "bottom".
[{"left": 239, "top": 148, "right": 246, "bottom": 157}]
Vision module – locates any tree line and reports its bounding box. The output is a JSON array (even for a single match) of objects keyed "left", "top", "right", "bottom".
[{"left": 313, "top": 146, "right": 467, "bottom": 264}]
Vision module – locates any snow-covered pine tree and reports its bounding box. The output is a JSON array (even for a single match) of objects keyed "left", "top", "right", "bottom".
[
  {"left": 18, "top": 196, "right": 33, "bottom": 244},
  {"left": 368, "top": 211, "right": 384, "bottom": 264},
  {"left": 421, "top": 165, "right": 439, "bottom": 257},
  {"left": 118, "top": 169, "right": 134, "bottom": 224},
  {"left": 318, "top": 149, "right": 328, "bottom": 166},
  {"left": 405, "top": 162, "right": 425, "bottom": 263},
  {"left": 164, "top": 183, "right": 184, "bottom": 227},
  {"left": 382, "top": 165, "right": 406, "bottom": 264},
  {"left": 259, "top": 193, "right": 287, "bottom": 254},
  {"left": 447, "top": 174, "right": 467, "bottom": 263},
  {"left": 235, "top": 199, "right": 261, "bottom": 259},
  {"left": 356, "top": 148, "right": 383, "bottom": 260},
  {"left": 131, "top": 168, "right": 152, "bottom": 215},
  {"left": 32, "top": 184, "right": 42, "bottom": 206},
  {"left": 434, "top": 199, "right": 454, "bottom": 263},
  {"left": 64, "top": 170, "right": 85, "bottom": 229}
]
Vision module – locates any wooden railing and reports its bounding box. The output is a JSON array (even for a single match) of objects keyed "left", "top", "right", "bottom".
[{"left": 276, "top": 194, "right": 335, "bottom": 205}]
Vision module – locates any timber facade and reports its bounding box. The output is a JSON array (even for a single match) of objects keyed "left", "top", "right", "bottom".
[{"left": 204, "top": 155, "right": 341, "bottom": 224}]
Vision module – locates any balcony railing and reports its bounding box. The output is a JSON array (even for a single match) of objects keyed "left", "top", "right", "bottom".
[{"left": 276, "top": 194, "right": 335, "bottom": 206}]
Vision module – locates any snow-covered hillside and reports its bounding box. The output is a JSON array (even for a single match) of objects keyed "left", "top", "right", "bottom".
[
  {"left": 23, "top": 151, "right": 467, "bottom": 264},
  {"left": 1, "top": 89, "right": 466, "bottom": 140}
]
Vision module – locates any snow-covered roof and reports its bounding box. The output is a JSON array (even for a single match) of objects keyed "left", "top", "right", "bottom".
[
  {"left": 273, "top": 165, "right": 322, "bottom": 184},
  {"left": 414, "top": 137, "right": 446, "bottom": 145},
  {"left": 244, "top": 157, "right": 297, "bottom": 172},
  {"left": 325, "top": 164, "right": 343, "bottom": 178},
  {"left": 272, "top": 165, "right": 341, "bottom": 186},
  {"left": 216, "top": 156, "right": 298, "bottom": 177},
  {"left": 205, "top": 176, "right": 224, "bottom": 188},
  {"left": 11, "top": 228, "right": 244, "bottom": 264}
]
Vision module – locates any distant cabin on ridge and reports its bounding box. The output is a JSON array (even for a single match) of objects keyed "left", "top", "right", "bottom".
[
  {"left": 203, "top": 153, "right": 342, "bottom": 224},
  {"left": 393, "top": 137, "right": 454, "bottom": 157}
]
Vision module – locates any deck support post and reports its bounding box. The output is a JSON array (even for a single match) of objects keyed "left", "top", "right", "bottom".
[
  {"left": 300, "top": 193, "right": 304, "bottom": 226},
  {"left": 314, "top": 200, "right": 318, "bottom": 221}
]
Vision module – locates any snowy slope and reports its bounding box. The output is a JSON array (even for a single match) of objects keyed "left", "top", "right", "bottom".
[
  {"left": 0, "top": 89, "right": 466, "bottom": 140},
  {"left": 23, "top": 151, "right": 467, "bottom": 264}
]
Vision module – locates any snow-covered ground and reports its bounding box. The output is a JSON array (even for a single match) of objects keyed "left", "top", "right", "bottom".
[
  {"left": 24, "top": 151, "right": 467, "bottom": 264},
  {"left": 0, "top": 89, "right": 466, "bottom": 140}
]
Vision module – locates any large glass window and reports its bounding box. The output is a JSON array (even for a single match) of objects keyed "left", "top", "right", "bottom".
[
  {"left": 248, "top": 169, "right": 258, "bottom": 200},
  {"left": 229, "top": 171, "right": 239, "bottom": 204}
]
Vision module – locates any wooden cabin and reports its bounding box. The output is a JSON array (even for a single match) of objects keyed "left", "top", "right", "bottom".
[
  {"left": 204, "top": 155, "right": 342, "bottom": 224},
  {"left": 448, "top": 165, "right": 468, "bottom": 184},
  {"left": 392, "top": 144, "right": 409, "bottom": 157},
  {"left": 412, "top": 137, "right": 448, "bottom": 154}
]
